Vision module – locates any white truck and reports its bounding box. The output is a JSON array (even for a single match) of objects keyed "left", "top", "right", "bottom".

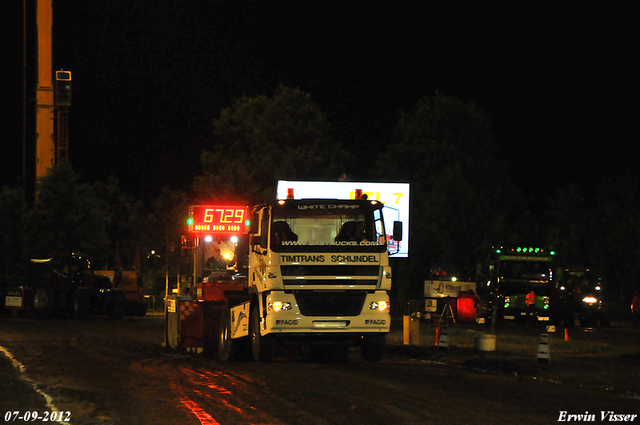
[{"left": 171, "top": 196, "right": 402, "bottom": 362}]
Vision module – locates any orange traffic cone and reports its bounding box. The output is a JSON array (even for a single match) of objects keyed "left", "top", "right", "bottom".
[{"left": 564, "top": 328, "right": 570, "bottom": 341}]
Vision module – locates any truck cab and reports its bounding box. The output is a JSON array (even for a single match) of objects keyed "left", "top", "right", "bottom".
[
  {"left": 243, "top": 198, "right": 397, "bottom": 360},
  {"left": 557, "top": 267, "right": 609, "bottom": 327},
  {"left": 479, "top": 246, "right": 556, "bottom": 323}
]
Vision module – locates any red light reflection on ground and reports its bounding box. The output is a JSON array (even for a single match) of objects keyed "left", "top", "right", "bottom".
[
  {"left": 183, "top": 368, "right": 233, "bottom": 395},
  {"left": 175, "top": 366, "right": 274, "bottom": 424},
  {"left": 193, "top": 388, "right": 244, "bottom": 414},
  {"left": 180, "top": 397, "right": 220, "bottom": 425}
]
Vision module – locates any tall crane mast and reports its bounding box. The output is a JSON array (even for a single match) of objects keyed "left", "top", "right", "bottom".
[
  {"left": 33, "top": 0, "right": 71, "bottom": 185},
  {"left": 35, "top": 0, "right": 55, "bottom": 181}
]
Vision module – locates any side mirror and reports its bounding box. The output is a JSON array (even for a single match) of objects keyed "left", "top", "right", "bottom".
[
  {"left": 392, "top": 221, "right": 403, "bottom": 242},
  {"left": 250, "top": 235, "right": 262, "bottom": 246},
  {"left": 250, "top": 213, "right": 259, "bottom": 234}
]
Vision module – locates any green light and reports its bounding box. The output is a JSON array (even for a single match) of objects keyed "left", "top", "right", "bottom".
[
  {"left": 187, "top": 218, "right": 193, "bottom": 225},
  {"left": 245, "top": 220, "right": 251, "bottom": 226},
  {"left": 550, "top": 250, "right": 556, "bottom": 256},
  {"left": 535, "top": 248, "right": 540, "bottom": 253},
  {"left": 496, "top": 248, "right": 502, "bottom": 254}
]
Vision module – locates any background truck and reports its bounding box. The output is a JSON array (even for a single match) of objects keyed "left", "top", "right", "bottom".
[
  {"left": 477, "top": 246, "right": 556, "bottom": 324},
  {"left": 167, "top": 196, "right": 402, "bottom": 362},
  {"left": 557, "top": 267, "right": 610, "bottom": 327},
  {"left": 95, "top": 269, "right": 147, "bottom": 316},
  {"left": 2, "top": 253, "right": 125, "bottom": 319}
]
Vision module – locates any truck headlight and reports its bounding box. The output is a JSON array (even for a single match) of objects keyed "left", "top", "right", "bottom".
[
  {"left": 582, "top": 296, "right": 598, "bottom": 305},
  {"left": 369, "top": 301, "right": 389, "bottom": 312},
  {"left": 268, "top": 301, "right": 292, "bottom": 312}
]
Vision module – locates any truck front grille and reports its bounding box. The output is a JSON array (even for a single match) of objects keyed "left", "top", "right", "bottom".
[
  {"left": 294, "top": 291, "right": 367, "bottom": 316},
  {"left": 281, "top": 265, "right": 379, "bottom": 287}
]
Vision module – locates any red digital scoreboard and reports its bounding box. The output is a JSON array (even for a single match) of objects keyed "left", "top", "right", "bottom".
[{"left": 189, "top": 205, "right": 249, "bottom": 235}]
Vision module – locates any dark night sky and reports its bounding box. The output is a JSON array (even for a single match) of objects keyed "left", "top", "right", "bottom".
[{"left": 2, "top": 1, "right": 638, "bottom": 205}]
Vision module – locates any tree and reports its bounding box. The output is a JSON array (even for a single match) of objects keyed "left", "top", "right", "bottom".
[
  {"left": 193, "top": 85, "right": 353, "bottom": 204},
  {"left": 93, "top": 176, "right": 147, "bottom": 269},
  {"left": 545, "top": 184, "right": 590, "bottom": 266},
  {"left": 588, "top": 171, "right": 640, "bottom": 313},
  {"left": 0, "top": 186, "right": 29, "bottom": 276},
  {"left": 26, "top": 162, "right": 110, "bottom": 260},
  {"left": 379, "top": 91, "right": 522, "bottom": 293},
  {"left": 145, "top": 187, "right": 190, "bottom": 296}
]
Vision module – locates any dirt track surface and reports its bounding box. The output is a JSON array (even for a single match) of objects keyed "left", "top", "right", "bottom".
[{"left": 1, "top": 315, "right": 639, "bottom": 425}]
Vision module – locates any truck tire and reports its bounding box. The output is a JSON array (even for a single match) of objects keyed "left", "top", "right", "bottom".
[
  {"left": 166, "top": 305, "right": 180, "bottom": 350},
  {"left": 327, "top": 343, "right": 350, "bottom": 362},
  {"left": 198, "top": 303, "right": 223, "bottom": 355},
  {"left": 598, "top": 311, "right": 611, "bottom": 327},
  {"left": 108, "top": 291, "right": 126, "bottom": 320},
  {"left": 110, "top": 303, "right": 125, "bottom": 320},
  {"left": 32, "top": 283, "right": 54, "bottom": 319},
  {"left": 134, "top": 301, "right": 147, "bottom": 317},
  {"left": 312, "top": 343, "right": 350, "bottom": 363},
  {"left": 218, "top": 306, "right": 234, "bottom": 362},
  {"left": 73, "top": 289, "right": 91, "bottom": 319},
  {"left": 361, "top": 334, "right": 386, "bottom": 361},
  {"left": 250, "top": 303, "right": 275, "bottom": 362}
]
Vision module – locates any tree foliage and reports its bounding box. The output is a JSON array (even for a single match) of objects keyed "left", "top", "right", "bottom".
[
  {"left": 144, "top": 187, "right": 191, "bottom": 295},
  {"left": 92, "top": 176, "right": 147, "bottom": 269},
  {"left": 27, "top": 162, "right": 110, "bottom": 261},
  {"left": 0, "top": 186, "right": 29, "bottom": 275},
  {"left": 1, "top": 163, "right": 148, "bottom": 272},
  {"left": 589, "top": 172, "right": 640, "bottom": 306},
  {"left": 544, "top": 172, "right": 640, "bottom": 311},
  {"left": 379, "top": 92, "right": 523, "bottom": 285},
  {"left": 546, "top": 184, "right": 589, "bottom": 266},
  {"left": 193, "top": 85, "right": 353, "bottom": 204}
]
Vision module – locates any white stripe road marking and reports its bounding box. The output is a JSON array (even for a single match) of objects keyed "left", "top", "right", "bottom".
[{"left": 0, "top": 346, "right": 72, "bottom": 425}]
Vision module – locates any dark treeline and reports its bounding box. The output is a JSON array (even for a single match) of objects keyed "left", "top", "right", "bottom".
[{"left": 2, "top": 89, "right": 639, "bottom": 318}]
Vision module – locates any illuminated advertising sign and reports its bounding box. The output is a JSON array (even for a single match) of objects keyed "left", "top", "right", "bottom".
[
  {"left": 277, "top": 181, "right": 410, "bottom": 257},
  {"left": 189, "top": 205, "right": 249, "bottom": 235}
]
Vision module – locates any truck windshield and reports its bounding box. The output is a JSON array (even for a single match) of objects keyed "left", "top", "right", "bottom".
[
  {"left": 271, "top": 207, "right": 386, "bottom": 252},
  {"left": 498, "top": 261, "right": 553, "bottom": 295}
]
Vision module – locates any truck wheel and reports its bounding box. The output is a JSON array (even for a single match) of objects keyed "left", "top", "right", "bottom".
[
  {"left": 108, "top": 291, "right": 126, "bottom": 320},
  {"left": 32, "top": 283, "right": 54, "bottom": 318},
  {"left": 73, "top": 289, "right": 91, "bottom": 319},
  {"left": 250, "top": 304, "right": 275, "bottom": 362},
  {"left": 166, "top": 304, "right": 180, "bottom": 350},
  {"left": 598, "top": 312, "right": 611, "bottom": 327},
  {"left": 109, "top": 302, "right": 125, "bottom": 320},
  {"left": 135, "top": 302, "right": 147, "bottom": 317},
  {"left": 361, "top": 334, "right": 386, "bottom": 361},
  {"left": 328, "top": 343, "right": 350, "bottom": 362},
  {"left": 218, "top": 307, "right": 234, "bottom": 362}
]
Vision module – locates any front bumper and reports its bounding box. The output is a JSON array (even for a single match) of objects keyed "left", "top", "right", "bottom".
[
  {"left": 263, "top": 291, "right": 391, "bottom": 335},
  {"left": 502, "top": 308, "right": 551, "bottom": 321}
]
